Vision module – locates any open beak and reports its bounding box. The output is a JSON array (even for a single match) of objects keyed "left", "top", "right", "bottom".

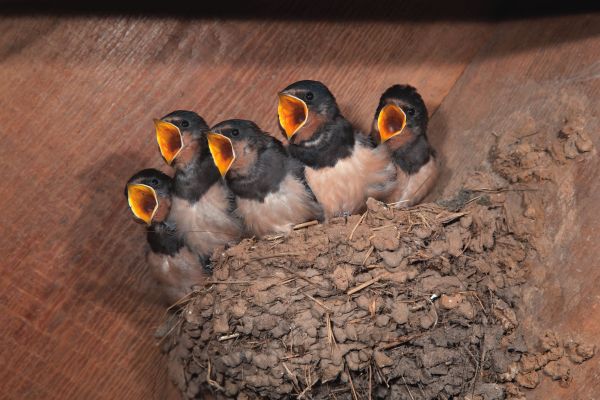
[
  {"left": 207, "top": 132, "right": 235, "bottom": 177},
  {"left": 127, "top": 184, "right": 159, "bottom": 225},
  {"left": 154, "top": 119, "right": 183, "bottom": 165},
  {"left": 278, "top": 93, "right": 308, "bottom": 139},
  {"left": 377, "top": 104, "right": 407, "bottom": 143}
]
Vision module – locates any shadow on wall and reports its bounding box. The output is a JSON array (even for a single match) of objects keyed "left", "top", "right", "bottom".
[
  {"left": 2, "top": 0, "right": 599, "bottom": 21},
  {"left": 66, "top": 150, "right": 174, "bottom": 394},
  {"left": 68, "top": 149, "right": 165, "bottom": 321}
]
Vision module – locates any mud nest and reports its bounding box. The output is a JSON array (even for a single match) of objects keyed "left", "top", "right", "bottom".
[{"left": 160, "top": 112, "right": 596, "bottom": 399}]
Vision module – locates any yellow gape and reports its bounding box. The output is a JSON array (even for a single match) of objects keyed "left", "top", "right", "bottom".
[
  {"left": 154, "top": 119, "right": 184, "bottom": 164},
  {"left": 127, "top": 183, "right": 158, "bottom": 225},
  {"left": 207, "top": 132, "right": 236, "bottom": 177},
  {"left": 278, "top": 93, "right": 308, "bottom": 139},
  {"left": 377, "top": 103, "right": 407, "bottom": 143}
]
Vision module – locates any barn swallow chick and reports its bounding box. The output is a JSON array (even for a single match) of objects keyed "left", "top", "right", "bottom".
[
  {"left": 154, "top": 110, "right": 243, "bottom": 258},
  {"left": 207, "top": 119, "right": 323, "bottom": 238},
  {"left": 278, "top": 81, "right": 396, "bottom": 218},
  {"left": 371, "top": 85, "right": 439, "bottom": 207},
  {"left": 278, "top": 80, "right": 396, "bottom": 218},
  {"left": 125, "top": 169, "right": 209, "bottom": 304}
]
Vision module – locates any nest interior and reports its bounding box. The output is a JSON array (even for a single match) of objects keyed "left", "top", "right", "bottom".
[{"left": 160, "top": 111, "right": 596, "bottom": 400}]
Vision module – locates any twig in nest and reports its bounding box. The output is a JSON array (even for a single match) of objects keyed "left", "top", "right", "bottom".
[
  {"left": 265, "top": 234, "right": 284, "bottom": 241},
  {"left": 326, "top": 313, "right": 338, "bottom": 349},
  {"left": 435, "top": 211, "right": 468, "bottom": 224},
  {"left": 166, "top": 289, "right": 198, "bottom": 312},
  {"left": 402, "top": 376, "right": 416, "bottom": 400},
  {"left": 250, "top": 251, "right": 304, "bottom": 261},
  {"left": 368, "top": 364, "right": 373, "bottom": 400},
  {"left": 206, "top": 280, "right": 251, "bottom": 284},
  {"left": 386, "top": 199, "right": 409, "bottom": 207},
  {"left": 464, "top": 342, "right": 483, "bottom": 395},
  {"left": 465, "top": 195, "right": 483, "bottom": 205},
  {"left": 369, "top": 298, "right": 377, "bottom": 319},
  {"left": 371, "top": 224, "right": 396, "bottom": 231},
  {"left": 374, "top": 363, "right": 389, "bottom": 388},
  {"left": 472, "top": 186, "right": 539, "bottom": 193},
  {"left": 347, "top": 274, "right": 383, "bottom": 296},
  {"left": 378, "top": 333, "right": 423, "bottom": 350},
  {"left": 304, "top": 293, "right": 332, "bottom": 312},
  {"left": 218, "top": 333, "right": 240, "bottom": 342},
  {"left": 346, "top": 366, "right": 360, "bottom": 400},
  {"left": 297, "top": 366, "right": 316, "bottom": 399},
  {"left": 362, "top": 245, "right": 374, "bottom": 266},
  {"left": 283, "top": 362, "right": 301, "bottom": 392},
  {"left": 463, "top": 343, "right": 479, "bottom": 365},
  {"left": 459, "top": 290, "right": 487, "bottom": 314},
  {"left": 276, "top": 277, "right": 296, "bottom": 286},
  {"left": 293, "top": 220, "right": 319, "bottom": 230},
  {"left": 206, "top": 360, "right": 225, "bottom": 391},
  {"left": 277, "top": 265, "right": 327, "bottom": 290},
  {"left": 426, "top": 296, "right": 438, "bottom": 329},
  {"left": 156, "top": 317, "right": 183, "bottom": 346},
  {"left": 348, "top": 211, "right": 367, "bottom": 241},
  {"left": 416, "top": 211, "right": 432, "bottom": 229}
]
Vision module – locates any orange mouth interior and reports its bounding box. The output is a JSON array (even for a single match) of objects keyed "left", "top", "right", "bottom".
[
  {"left": 377, "top": 104, "right": 407, "bottom": 143},
  {"left": 154, "top": 119, "right": 183, "bottom": 164},
  {"left": 207, "top": 132, "right": 236, "bottom": 177},
  {"left": 278, "top": 93, "right": 308, "bottom": 139},
  {"left": 127, "top": 184, "right": 158, "bottom": 225}
]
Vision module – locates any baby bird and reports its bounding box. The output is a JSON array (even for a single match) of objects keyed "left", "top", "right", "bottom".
[
  {"left": 371, "top": 85, "right": 439, "bottom": 206},
  {"left": 125, "top": 169, "right": 209, "bottom": 304},
  {"left": 277, "top": 80, "right": 396, "bottom": 218},
  {"left": 207, "top": 119, "right": 323, "bottom": 238},
  {"left": 154, "top": 110, "right": 244, "bottom": 259}
]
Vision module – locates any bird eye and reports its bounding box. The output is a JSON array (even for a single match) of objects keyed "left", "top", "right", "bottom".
[
  {"left": 151, "top": 178, "right": 159, "bottom": 186},
  {"left": 180, "top": 120, "right": 190, "bottom": 128},
  {"left": 406, "top": 107, "right": 416, "bottom": 116},
  {"left": 305, "top": 92, "right": 314, "bottom": 101},
  {"left": 231, "top": 129, "right": 239, "bottom": 137}
]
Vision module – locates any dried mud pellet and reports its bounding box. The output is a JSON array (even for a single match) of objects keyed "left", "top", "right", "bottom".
[
  {"left": 374, "top": 350, "right": 394, "bottom": 368},
  {"left": 439, "top": 294, "right": 463, "bottom": 310},
  {"left": 375, "top": 315, "right": 390, "bottom": 327},
  {"left": 221, "top": 352, "right": 243, "bottom": 368},
  {"left": 413, "top": 225, "right": 433, "bottom": 239},
  {"left": 540, "top": 332, "right": 561, "bottom": 351},
  {"left": 385, "top": 271, "right": 409, "bottom": 285},
  {"left": 566, "top": 342, "right": 596, "bottom": 364},
  {"left": 224, "top": 381, "right": 239, "bottom": 397},
  {"left": 516, "top": 370, "right": 540, "bottom": 389},
  {"left": 519, "top": 353, "right": 539, "bottom": 372},
  {"left": 420, "top": 313, "right": 435, "bottom": 330},
  {"left": 543, "top": 360, "right": 570, "bottom": 381},
  {"left": 380, "top": 250, "right": 405, "bottom": 267},
  {"left": 564, "top": 138, "right": 579, "bottom": 159},
  {"left": 575, "top": 132, "right": 593, "bottom": 153},
  {"left": 390, "top": 302, "right": 409, "bottom": 324},
  {"left": 371, "top": 233, "right": 399, "bottom": 251},
  {"left": 213, "top": 314, "right": 230, "bottom": 334}
]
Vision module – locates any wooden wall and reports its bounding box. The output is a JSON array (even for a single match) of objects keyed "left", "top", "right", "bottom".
[{"left": 1, "top": 4, "right": 598, "bottom": 398}]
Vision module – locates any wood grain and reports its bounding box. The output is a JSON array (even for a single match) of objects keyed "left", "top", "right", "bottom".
[{"left": 0, "top": 14, "right": 490, "bottom": 399}]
